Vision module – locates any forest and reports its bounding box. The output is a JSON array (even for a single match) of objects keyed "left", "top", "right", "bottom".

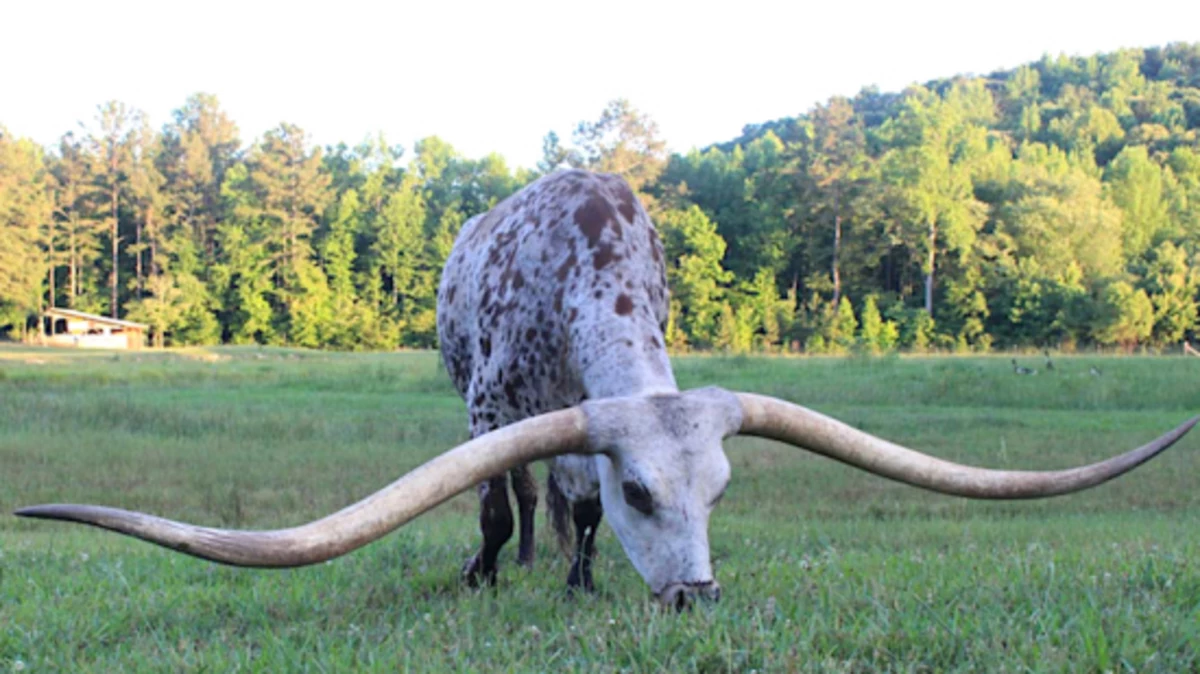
[{"left": 3, "top": 43, "right": 1200, "bottom": 353}]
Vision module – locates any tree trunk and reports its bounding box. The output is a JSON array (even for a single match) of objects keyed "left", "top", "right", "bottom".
[
  {"left": 924, "top": 222, "right": 937, "bottom": 316},
  {"left": 47, "top": 236, "right": 56, "bottom": 310},
  {"left": 68, "top": 226, "right": 77, "bottom": 308},
  {"left": 110, "top": 180, "right": 119, "bottom": 318},
  {"left": 136, "top": 212, "right": 144, "bottom": 299},
  {"left": 831, "top": 187, "right": 842, "bottom": 306}
]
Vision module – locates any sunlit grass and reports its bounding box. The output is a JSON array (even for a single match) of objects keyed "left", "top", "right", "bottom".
[{"left": 3, "top": 345, "right": 1200, "bottom": 671}]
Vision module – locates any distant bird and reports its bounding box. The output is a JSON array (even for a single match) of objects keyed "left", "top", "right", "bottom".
[
  {"left": 1089, "top": 366, "right": 1103, "bottom": 377},
  {"left": 1043, "top": 349, "right": 1054, "bottom": 372},
  {"left": 1012, "top": 359, "right": 1036, "bottom": 375}
]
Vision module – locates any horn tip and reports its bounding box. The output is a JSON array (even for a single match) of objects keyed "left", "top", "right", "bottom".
[
  {"left": 14, "top": 504, "right": 100, "bottom": 522},
  {"left": 15, "top": 505, "right": 51, "bottom": 518},
  {"left": 1181, "top": 415, "right": 1200, "bottom": 435}
]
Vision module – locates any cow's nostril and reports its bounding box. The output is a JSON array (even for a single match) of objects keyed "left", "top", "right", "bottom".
[
  {"left": 659, "top": 584, "right": 697, "bottom": 611},
  {"left": 674, "top": 588, "right": 690, "bottom": 611}
]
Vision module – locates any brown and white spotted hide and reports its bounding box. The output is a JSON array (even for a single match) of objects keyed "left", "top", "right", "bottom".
[{"left": 436, "top": 168, "right": 677, "bottom": 589}]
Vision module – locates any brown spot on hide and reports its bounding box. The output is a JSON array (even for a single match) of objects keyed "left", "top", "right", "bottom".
[
  {"left": 513, "top": 271, "right": 525, "bottom": 290},
  {"left": 616, "top": 183, "right": 637, "bottom": 223},
  {"left": 556, "top": 252, "right": 577, "bottom": 282},
  {"left": 592, "top": 243, "right": 619, "bottom": 270},
  {"left": 554, "top": 288, "right": 564, "bottom": 313},
  {"left": 447, "top": 285, "right": 457, "bottom": 303},
  {"left": 574, "top": 195, "right": 614, "bottom": 248},
  {"left": 615, "top": 294, "right": 633, "bottom": 315}
]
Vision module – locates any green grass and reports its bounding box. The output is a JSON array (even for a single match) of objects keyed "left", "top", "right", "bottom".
[{"left": 3, "top": 345, "right": 1200, "bottom": 672}]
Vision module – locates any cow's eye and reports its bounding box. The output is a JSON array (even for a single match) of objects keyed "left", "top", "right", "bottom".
[{"left": 622, "top": 480, "right": 655, "bottom": 516}]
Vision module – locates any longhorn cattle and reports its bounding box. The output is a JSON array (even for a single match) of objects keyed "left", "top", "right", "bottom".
[{"left": 16, "top": 169, "right": 1198, "bottom": 610}]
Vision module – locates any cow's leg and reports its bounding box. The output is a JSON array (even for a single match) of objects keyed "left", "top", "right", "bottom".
[
  {"left": 461, "top": 412, "right": 516, "bottom": 587},
  {"left": 462, "top": 474, "right": 514, "bottom": 587},
  {"left": 566, "top": 496, "right": 602, "bottom": 593},
  {"left": 510, "top": 464, "right": 538, "bottom": 567}
]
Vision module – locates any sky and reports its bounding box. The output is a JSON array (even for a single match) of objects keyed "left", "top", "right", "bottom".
[{"left": 3, "top": 0, "right": 1199, "bottom": 169}]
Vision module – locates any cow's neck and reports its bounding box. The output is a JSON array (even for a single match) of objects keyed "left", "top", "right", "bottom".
[{"left": 574, "top": 326, "right": 677, "bottom": 400}]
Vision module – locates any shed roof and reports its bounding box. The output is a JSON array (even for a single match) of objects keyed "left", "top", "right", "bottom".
[{"left": 44, "top": 308, "right": 149, "bottom": 330}]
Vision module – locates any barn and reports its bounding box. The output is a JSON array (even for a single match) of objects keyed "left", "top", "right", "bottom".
[{"left": 42, "top": 308, "right": 148, "bottom": 350}]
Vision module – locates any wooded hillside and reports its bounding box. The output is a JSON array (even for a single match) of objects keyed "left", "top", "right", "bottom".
[{"left": 3, "top": 43, "right": 1200, "bottom": 352}]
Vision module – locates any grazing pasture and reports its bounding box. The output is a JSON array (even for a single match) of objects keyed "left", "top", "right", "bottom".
[{"left": 3, "top": 345, "right": 1200, "bottom": 672}]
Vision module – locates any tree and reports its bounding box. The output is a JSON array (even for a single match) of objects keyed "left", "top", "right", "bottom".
[
  {"left": 371, "top": 173, "right": 426, "bottom": 310},
  {"left": 879, "top": 85, "right": 989, "bottom": 317},
  {"left": 746, "top": 268, "right": 787, "bottom": 350},
  {"left": 159, "top": 93, "right": 241, "bottom": 259},
  {"left": 994, "top": 143, "right": 1125, "bottom": 279},
  {"left": 829, "top": 296, "right": 859, "bottom": 352},
  {"left": 49, "top": 133, "right": 105, "bottom": 312},
  {"left": 656, "top": 205, "right": 733, "bottom": 347},
  {"left": 807, "top": 96, "right": 870, "bottom": 306},
  {"left": 0, "top": 129, "right": 54, "bottom": 336},
  {"left": 1091, "top": 280, "right": 1155, "bottom": 350},
  {"left": 220, "top": 123, "right": 333, "bottom": 344},
  {"left": 858, "top": 295, "right": 899, "bottom": 353},
  {"left": 124, "top": 272, "right": 183, "bottom": 347},
  {"left": 569, "top": 98, "right": 668, "bottom": 197},
  {"left": 1135, "top": 241, "right": 1198, "bottom": 345},
  {"left": 537, "top": 131, "right": 570, "bottom": 176},
  {"left": 128, "top": 118, "right": 166, "bottom": 299},
  {"left": 83, "top": 101, "right": 138, "bottom": 318},
  {"left": 1105, "top": 145, "right": 1174, "bottom": 259}
]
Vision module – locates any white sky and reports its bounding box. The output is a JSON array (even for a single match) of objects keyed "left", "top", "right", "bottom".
[{"left": 3, "top": 1, "right": 1198, "bottom": 169}]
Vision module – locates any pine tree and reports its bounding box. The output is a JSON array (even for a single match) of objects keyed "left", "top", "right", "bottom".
[
  {"left": 84, "top": 101, "right": 137, "bottom": 318},
  {"left": 49, "top": 133, "right": 106, "bottom": 312},
  {"left": 0, "top": 129, "right": 54, "bottom": 337}
]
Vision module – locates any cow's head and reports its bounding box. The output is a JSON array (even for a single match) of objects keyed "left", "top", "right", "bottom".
[
  {"left": 15, "top": 388, "right": 1196, "bottom": 609},
  {"left": 582, "top": 388, "right": 739, "bottom": 607}
]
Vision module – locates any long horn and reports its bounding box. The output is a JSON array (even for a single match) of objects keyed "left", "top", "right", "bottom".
[
  {"left": 735, "top": 392, "right": 1197, "bottom": 499},
  {"left": 14, "top": 408, "right": 589, "bottom": 567}
]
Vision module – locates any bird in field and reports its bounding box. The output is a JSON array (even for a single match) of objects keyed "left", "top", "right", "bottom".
[{"left": 1012, "top": 359, "right": 1036, "bottom": 375}]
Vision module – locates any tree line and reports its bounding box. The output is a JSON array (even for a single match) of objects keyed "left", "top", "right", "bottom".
[{"left": 3, "top": 43, "right": 1200, "bottom": 353}]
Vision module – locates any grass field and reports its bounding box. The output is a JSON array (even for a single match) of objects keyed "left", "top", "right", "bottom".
[{"left": 3, "top": 345, "right": 1200, "bottom": 672}]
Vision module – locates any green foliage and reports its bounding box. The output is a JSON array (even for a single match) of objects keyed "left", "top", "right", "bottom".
[
  {"left": 884, "top": 302, "right": 938, "bottom": 351},
  {"left": 1091, "top": 280, "right": 1155, "bottom": 350},
  {"left": 0, "top": 129, "right": 52, "bottom": 336},
  {"left": 1135, "top": 241, "right": 1199, "bottom": 345},
  {"left": 657, "top": 205, "right": 733, "bottom": 347},
  {"left": 567, "top": 98, "right": 667, "bottom": 197},
  {"left": 1105, "top": 145, "right": 1174, "bottom": 258},
  {"left": 829, "top": 296, "right": 859, "bottom": 352},
  {"left": 857, "top": 295, "right": 889, "bottom": 353},
  {"left": 6, "top": 44, "right": 1200, "bottom": 352}
]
